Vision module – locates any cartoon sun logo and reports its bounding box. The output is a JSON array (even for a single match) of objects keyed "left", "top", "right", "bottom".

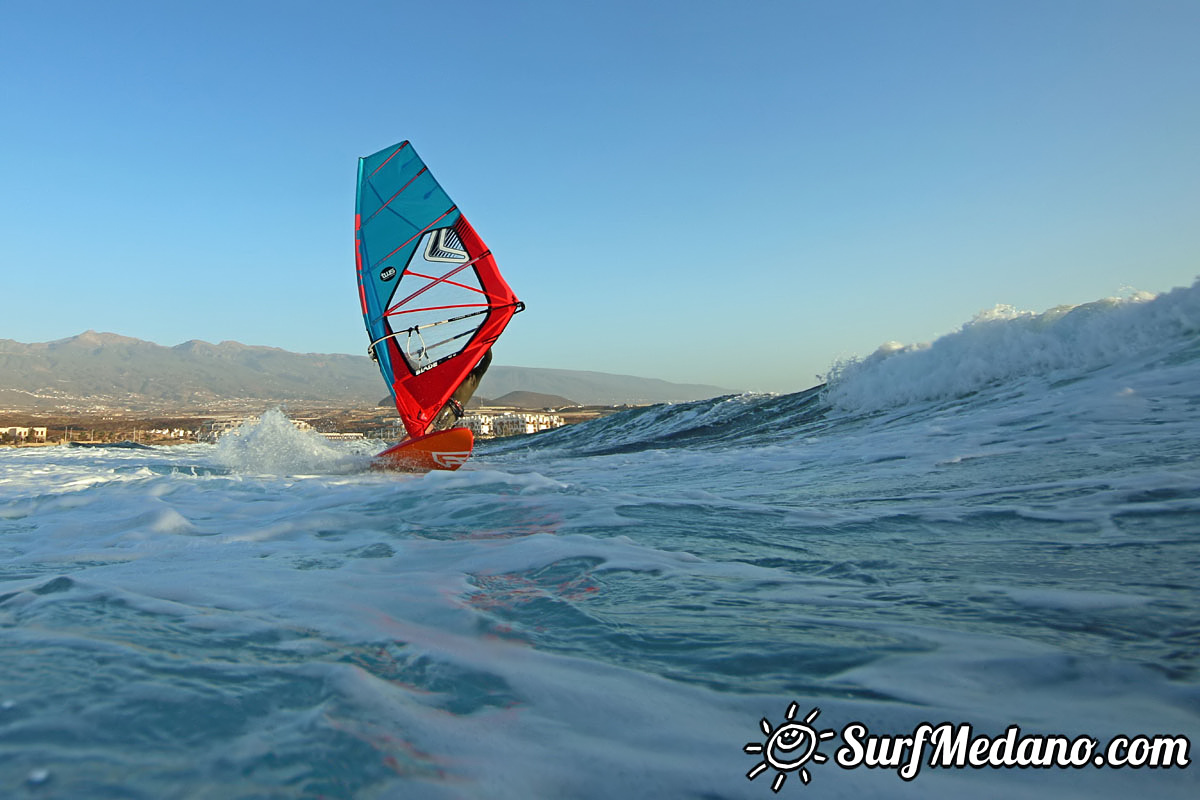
[{"left": 744, "top": 703, "right": 837, "bottom": 792}]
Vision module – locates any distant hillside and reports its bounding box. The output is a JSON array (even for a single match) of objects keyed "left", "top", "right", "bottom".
[
  {"left": 0, "top": 332, "right": 380, "bottom": 413},
  {"left": 488, "top": 391, "right": 576, "bottom": 409},
  {"left": 0, "top": 332, "right": 730, "bottom": 413}
]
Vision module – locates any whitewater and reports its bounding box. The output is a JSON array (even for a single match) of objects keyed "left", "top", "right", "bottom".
[{"left": 2, "top": 283, "right": 1198, "bottom": 798}]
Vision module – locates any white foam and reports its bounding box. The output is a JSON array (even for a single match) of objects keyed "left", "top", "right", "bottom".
[
  {"left": 824, "top": 280, "right": 1200, "bottom": 413},
  {"left": 213, "top": 408, "right": 374, "bottom": 475}
]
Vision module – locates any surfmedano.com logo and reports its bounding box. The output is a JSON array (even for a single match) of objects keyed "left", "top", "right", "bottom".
[
  {"left": 743, "top": 701, "right": 1192, "bottom": 792},
  {"left": 744, "top": 703, "right": 837, "bottom": 792}
]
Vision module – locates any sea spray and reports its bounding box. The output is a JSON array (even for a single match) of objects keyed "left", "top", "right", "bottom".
[{"left": 212, "top": 408, "right": 373, "bottom": 475}]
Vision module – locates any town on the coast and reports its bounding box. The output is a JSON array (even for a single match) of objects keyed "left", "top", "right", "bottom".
[{"left": 0, "top": 403, "right": 627, "bottom": 447}]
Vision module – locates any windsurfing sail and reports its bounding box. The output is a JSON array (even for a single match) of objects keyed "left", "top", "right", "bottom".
[{"left": 355, "top": 141, "right": 522, "bottom": 439}]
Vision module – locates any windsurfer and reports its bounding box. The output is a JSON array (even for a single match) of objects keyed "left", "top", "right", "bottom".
[{"left": 357, "top": 140, "right": 521, "bottom": 469}]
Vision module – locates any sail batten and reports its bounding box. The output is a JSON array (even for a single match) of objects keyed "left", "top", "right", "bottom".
[
  {"left": 356, "top": 141, "right": 520, "bottom": 440},
  {"left": 364, "top": 166, "right": 429, "bottom": 225}
]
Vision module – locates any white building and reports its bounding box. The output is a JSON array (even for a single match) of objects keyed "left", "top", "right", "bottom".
[
  {"left": 198, "top": 418, "right": 248, "bottom": 442},
  {"left": 461, "top": 414, "right": 494, "bottom": 437},
  {"left": 148, "top": 428, "right": 193, "bottom": 439},
  {"left": 1, "top": 426, "right": 47, "bottom": 443},
  {"left": 465, "top": 412, "right": 564, "bottom": 438}
]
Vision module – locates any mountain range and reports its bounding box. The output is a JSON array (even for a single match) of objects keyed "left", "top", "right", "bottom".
[{"left": 0, "top": 332, "right": 730, "bottom": 414}]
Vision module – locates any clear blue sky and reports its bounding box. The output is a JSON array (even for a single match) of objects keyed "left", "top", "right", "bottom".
[{"left": 1, "top": 0, "right": 1196, "bottom": 393}]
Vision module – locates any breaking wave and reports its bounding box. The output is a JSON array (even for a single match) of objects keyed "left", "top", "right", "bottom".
[{"left": 821, "top": 280, "right": 1200, "bottom": 414}]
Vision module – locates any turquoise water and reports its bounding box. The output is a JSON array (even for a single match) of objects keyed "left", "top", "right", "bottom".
[{"left": 1, "top": 284, "right": 1198, "bottom": 798}]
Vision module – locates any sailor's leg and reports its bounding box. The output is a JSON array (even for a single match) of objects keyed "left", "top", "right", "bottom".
[{"left": 428, "top": 348, "right": 493, "bottom": 433}]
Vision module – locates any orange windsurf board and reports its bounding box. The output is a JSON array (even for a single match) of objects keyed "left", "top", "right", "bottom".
[{"left": 372, "top": 427, "right": 474, "bottom": 472}]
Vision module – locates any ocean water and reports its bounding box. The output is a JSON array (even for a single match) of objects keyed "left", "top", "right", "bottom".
[{"left": 2, "top": 284, "right": 1199, "bottom": 799}]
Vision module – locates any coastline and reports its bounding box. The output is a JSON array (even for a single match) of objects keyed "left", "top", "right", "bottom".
[{"left": 0, "top": 402, "right": 637, "bottom": 446}]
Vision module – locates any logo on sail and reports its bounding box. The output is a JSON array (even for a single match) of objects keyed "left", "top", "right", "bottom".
[{"left": 423, "top": 227, "right": 469, "bottom": 263}]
